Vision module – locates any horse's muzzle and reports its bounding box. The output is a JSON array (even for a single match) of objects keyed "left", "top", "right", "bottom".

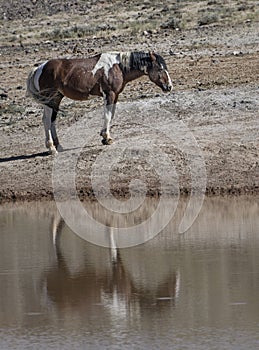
[{"left": 162, "top": 84, "right": 172, "bottom": 92}]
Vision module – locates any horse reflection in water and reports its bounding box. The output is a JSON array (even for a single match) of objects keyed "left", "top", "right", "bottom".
[
  {"left": 26, "top": 51, "right": 172, "bottom": 154},
  {"left": 40, "top": 213, "right": 179, "bottom": 315}
]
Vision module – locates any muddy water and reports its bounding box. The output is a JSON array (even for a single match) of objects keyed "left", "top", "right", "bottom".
[{"left": 0, "top": 196, "right": 259, "bottom": 349}]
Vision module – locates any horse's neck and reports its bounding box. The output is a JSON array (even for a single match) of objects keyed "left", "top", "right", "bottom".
[
  {"left": 123, "top": 69, "right": 145, "bottom": 84},
  {"left": 120, "top": 51, "right": 149, "bottom": 84}
]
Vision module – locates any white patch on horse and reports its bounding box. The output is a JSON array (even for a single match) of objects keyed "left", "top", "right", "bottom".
[
  {"left": 34, "top": 61, "right": 48, "bottom": 91},
  {"left": 91, "top": 53, "right": 120, "bottom": 79},
  {"left": 119, "top": 52, "right": 131, "bottom": 71}
]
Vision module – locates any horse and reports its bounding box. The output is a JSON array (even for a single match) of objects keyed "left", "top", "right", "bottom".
[{"left": 26, "top": 51, "right": 172, "bottom": 154}]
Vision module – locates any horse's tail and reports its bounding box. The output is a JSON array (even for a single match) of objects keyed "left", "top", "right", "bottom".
[
  {"left": 26, "top": 66, "right": 41, "bottom": 101},
  {"left": 26, "top": 63, "right": 55, "bottom": 106}
]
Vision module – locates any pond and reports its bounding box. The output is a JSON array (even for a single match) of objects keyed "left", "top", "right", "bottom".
[{"left": 0, "top": 196, "right": 259, "bottom": 349}]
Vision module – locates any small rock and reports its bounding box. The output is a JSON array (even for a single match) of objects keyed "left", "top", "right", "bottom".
[
  {"left": 160, "top": 17, "right": 180, "bottom": 30},
  {"left": 161, "top": 5, "right": 170, "bottom": 13},
  {"left": 0, "top": 90, "right": 8, "bottom": 99},
  {"left": 232, "top": 51, "right": 243, "bottom": 56}
]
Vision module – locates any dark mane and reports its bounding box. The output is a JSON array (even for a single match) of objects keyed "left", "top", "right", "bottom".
[
  {"left": 129, "top": 52, "right": 152, "bottom": 71},
  {"left": 125, "top": 51, "right": 168, "bottom": 72}
]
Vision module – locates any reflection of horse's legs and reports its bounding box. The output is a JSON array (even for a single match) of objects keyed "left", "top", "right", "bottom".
[
  {"left": 43, "top": 106, "right": 57, "bottom": 154},
  {"left": 101, "top": 92, "right": 117, "bottom": 145},
  {"left": 109, "top": 227, "right": 118, "bottom": 262},
  {"left": 51, "top": 212, "right": 65, "bottom": 249}
]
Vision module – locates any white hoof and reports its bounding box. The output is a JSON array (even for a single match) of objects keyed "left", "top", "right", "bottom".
[{"left": 49, "top": 147, "right": 58, "bottom": 155}]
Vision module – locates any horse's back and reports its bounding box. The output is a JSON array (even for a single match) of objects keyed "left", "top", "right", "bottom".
[{"left": 43, "top": 57, "right": 102, "bottom": 100}]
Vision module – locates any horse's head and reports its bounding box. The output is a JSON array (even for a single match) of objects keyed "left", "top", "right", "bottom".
[{"left": 147, "top": 52, "right": 172, "bottom": 92}]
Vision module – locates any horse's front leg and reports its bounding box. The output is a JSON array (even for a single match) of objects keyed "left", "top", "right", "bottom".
[
  {"left": 100, "top": 92, "right": 117, "bottom": 145},
  {"left": 43, "top": 105, "right": 58, "bottom": 155}
]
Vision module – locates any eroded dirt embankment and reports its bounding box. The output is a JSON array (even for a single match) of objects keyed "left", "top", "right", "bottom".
[
  {"left": 0, "top": 1, "right": 258, "bottom": 203},
  {"left": 1, "top": 83, "right": 258, "bottom": 203}
]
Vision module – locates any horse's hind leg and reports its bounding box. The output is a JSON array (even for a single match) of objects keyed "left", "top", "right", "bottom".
[
  {"left": 50, "top": 93, "right": 63, "bottom": 152},
  {"left": 43, "top": 105, "right": 58, "bottom": 155},
  {"left": 50, "top": 110, "right": 63, "bottom": 152}
]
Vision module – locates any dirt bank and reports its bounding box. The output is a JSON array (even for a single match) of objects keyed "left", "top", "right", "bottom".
[{"left": 0, "top": 0, "right": 258, "bottom": 203}]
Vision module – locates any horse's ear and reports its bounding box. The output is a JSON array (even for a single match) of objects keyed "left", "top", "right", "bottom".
[{"left": 149, "top": 51, "right": 156, "bottom": 62}]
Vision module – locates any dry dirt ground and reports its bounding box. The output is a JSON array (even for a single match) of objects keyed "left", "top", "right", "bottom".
[{"left": 0, "top": 0, "right": 258, "bottom": 202}]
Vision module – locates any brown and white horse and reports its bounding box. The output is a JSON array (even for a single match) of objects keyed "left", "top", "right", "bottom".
[{"left": 26, "top": 51, "right": 172, "bottom": 154}]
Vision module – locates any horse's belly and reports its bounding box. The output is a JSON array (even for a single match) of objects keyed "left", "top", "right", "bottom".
[
  {"left": 61, "top": 87, "right": 90, "bottom": 101},
  {"left": 61, "top": 85, "right": 102, "bottom": 100},
  {"left": 62, "top": 68, "right": 101, "bottom": 100},
  {"left": 89, "top": 84, "right": 102, "bottom": 97}
]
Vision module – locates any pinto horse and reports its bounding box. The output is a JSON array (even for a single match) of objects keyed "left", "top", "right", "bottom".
[{"left": 26, "top": 51, "right": 172, "bottom": 154}]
